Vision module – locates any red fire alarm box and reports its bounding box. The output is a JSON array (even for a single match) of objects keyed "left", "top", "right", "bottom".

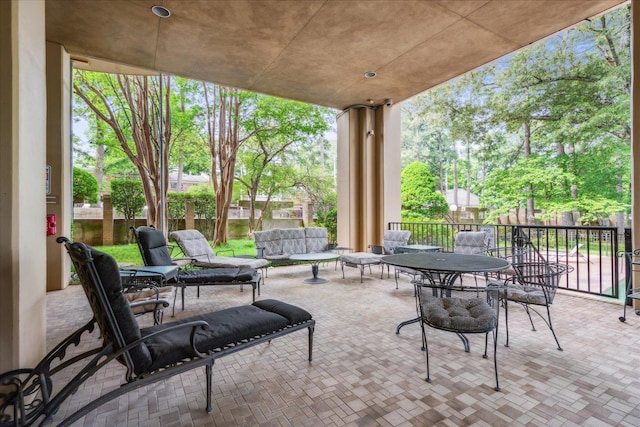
[{"left": 46, "top": 214, "right": 57, "bottom": 236}]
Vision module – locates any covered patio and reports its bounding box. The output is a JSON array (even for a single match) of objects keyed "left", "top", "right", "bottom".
[
  {"left": 3, "top": 1, "right": 640, "bottom": 423},
  {"left": 45, "top": 266, "right": 640, "bottom": 425}
]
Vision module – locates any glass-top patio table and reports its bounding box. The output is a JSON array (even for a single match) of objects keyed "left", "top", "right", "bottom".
[
  {"left": 382, "top": 252, "right": 510, "bottom": 334},
  {"left": 290, "top": 252, "right": 340, "bottom": 284}
]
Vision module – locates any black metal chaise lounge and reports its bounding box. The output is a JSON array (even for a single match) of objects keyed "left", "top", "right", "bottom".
[
  {"left": 0, "top": 238, "right": 314, "bottom": 426},
  {"left": 131, "top": 226, "right": 262, "bottom": 313}
]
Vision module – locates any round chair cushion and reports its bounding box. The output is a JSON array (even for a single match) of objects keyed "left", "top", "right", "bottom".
[
  {"left": 421, "top": 296, "right": 497, "bottom": 332},
  {"left": 506, "top": 284, "right": 548, "bottom": 305}
]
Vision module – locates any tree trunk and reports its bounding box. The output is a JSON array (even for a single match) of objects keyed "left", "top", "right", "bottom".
[
  {"left": 73, "top": 72, "right": 172, "bottom": 229},
  {"left": 203, "top": 84, "right": 243, "bottom": 246},
  {"left": 452, "top": 140, "right": 459, "bottom": 210},
  {"left": 177, "top": 151, "right": 184, "bottom": 192},
  {"left": 523, "top": 122, "right": 535, "bottom": 224}
]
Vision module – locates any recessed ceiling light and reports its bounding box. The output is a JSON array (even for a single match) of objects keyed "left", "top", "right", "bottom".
[
  {"left": 151, "top": 5, "right": 171, "bottom": 18},
  {"left": 364, "top": 71, "right": 377, "bottom": 79}
]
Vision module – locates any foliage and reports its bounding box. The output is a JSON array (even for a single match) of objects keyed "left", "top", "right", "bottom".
[
  {"left": 167, "top": 192, "right": 190, "bottom": 231},
  {"left": 73, "top": 71, "right": 174, "bottom": 228},
  {"left": 400, "top": 162, "right": 449, "bottom": 220},
  {"left": 95, "top": 239, "right": 258, "bottom": 265},
  {"left": 93, "top": 244, "right": 143, "bottom": 265},
  {"left": 110, "top": 179, "right": 146, "bottom": 222},
  {"left": 234, "top": 95, "right": 333, "bottom": 234},
  {"left": 401, "top": 6, "right": 631, "bottom": 225},
  {"left": 316, "top": 208, "right": 338, "bottom": 243},
  {"left": 314, "top": 192, "right": 337, "bottom": 224},
  {"left": 187, "top": 184, "right": 216, "bottom": 239},
  {"left": 72, "top": 167, "right": 99, "bottom": 204}
]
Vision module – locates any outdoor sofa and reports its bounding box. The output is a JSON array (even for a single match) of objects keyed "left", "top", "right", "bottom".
[{"left": 253, "top": 227, "right": 335, "bottom": 265}]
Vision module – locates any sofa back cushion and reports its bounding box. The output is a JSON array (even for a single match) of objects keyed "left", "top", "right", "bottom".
[
  {"left": 305, "top": 227, "right": 328, "bottom": 253},
  {"left": 254, "top": 228, "right": 283, "bottom": 256},
  {"left": 281, "top": 228, "right": 306, "bottom": 255}
]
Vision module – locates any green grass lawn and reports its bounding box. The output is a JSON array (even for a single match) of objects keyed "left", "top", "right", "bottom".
[{"left": 95, "top": 239, "right": 259, "bottom": 265}]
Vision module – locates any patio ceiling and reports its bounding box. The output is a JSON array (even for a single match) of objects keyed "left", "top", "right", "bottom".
[{"left": 45, "top": 0, "right": 626, "bottom": 110}]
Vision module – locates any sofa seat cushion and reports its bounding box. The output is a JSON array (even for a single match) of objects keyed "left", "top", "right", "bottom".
[
  {"left": 421, "top": 297, "right": 496, "bottom": 332},
  {"left": 340, "top": 252, "right": 383, "bottom": 265},
  {"left": 177, "top": 267, "right": 256, "bottom": 284},
  {"left": 264, "top": 253, "right": 292, "bottom": 261}
]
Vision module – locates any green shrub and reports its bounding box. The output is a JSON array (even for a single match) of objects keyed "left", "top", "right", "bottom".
[{"left": 73, "top": 167, "right": 99, "bottom": 204}]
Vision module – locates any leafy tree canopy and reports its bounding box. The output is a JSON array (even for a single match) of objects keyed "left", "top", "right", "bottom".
[
  {"left": 110, "top": 179, "right": 146, "bottom": 221},
  {"left": 400, "top": 162, "right": 449, "bottom": 220}
]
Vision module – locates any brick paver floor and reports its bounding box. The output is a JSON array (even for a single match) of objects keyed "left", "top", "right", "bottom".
[{"left": 44, "top": 262, "right": 640, "bottom": 426}]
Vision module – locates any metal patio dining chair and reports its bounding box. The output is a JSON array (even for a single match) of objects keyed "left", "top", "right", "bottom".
[
  {"left": 417, "top": 279, "right": 504, "bottom": 391},
  {"left": 500, "top": 262, "right": 572, "bottom": 351},
  {"left": 617, "top": 249, "right": 640, "bottom": 322}
]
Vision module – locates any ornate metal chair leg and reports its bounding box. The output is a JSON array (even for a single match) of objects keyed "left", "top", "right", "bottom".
[
  {"left": 492, "top": 329, "right": 500, "bottom": 392},
  {"left": 206, "top": 361, "right": 213, "bottom": 412},
  {"left": 421, "top": 323, "right": 431, "bottom": 383},
  {"left": 524, "top": 304, "right": 537, "bottom": 331},
  {"left": 504, "top": 298, "right": 510, "bottom": 348},
  {"left": 544, "top": 305, "right": 563, "bottom": 351}
]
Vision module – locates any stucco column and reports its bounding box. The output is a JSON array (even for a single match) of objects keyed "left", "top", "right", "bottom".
[
  {"left": 336, "top": 104, "right": 401, "bottom": 251},
  {"left": 46, "top": 42, "right": 72, "bottom": 291},
  {"left": 103, "top": 194, "right": 114, "bottom": 245},
  {"left": 0, "top": 0, "right": 48, "bottom": 371},
  {"left": 185, "top": 200, "right": 195, "bottom": 230}
]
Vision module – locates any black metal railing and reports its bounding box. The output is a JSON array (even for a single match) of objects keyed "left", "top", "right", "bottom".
[{"left": 388, "top": 222, "right": 629, "bottom": 300}]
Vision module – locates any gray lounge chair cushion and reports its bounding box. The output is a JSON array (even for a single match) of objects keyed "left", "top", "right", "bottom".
[
  {"left": 421, "top": 296, "right": 496, "bottom": 332},
  {"left": 192, "top": 257, "right": 268, "bottom": 269},
  {"left": 169, "top": 229, "right": 268, "bottom": 269}
]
